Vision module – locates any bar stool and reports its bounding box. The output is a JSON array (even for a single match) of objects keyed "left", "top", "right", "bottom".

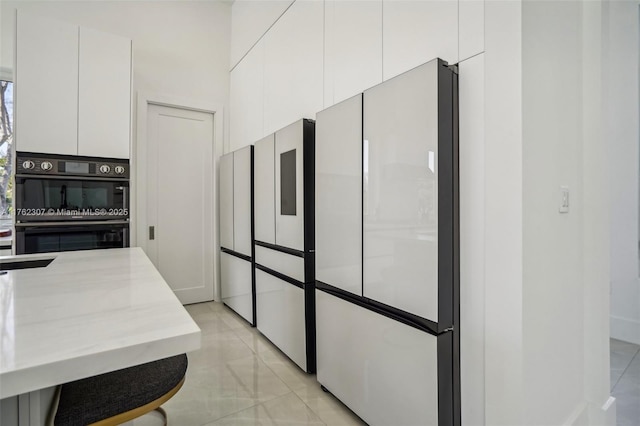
[{"left": 50, "top": 354, "right": 188, "bottom": 426}]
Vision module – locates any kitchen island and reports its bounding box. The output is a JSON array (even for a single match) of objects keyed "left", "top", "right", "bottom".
[{"left": 0, "top": 247, "right": 201, "bottom": 425}]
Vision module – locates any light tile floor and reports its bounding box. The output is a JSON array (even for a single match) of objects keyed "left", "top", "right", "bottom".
[
  {"left": 135, "top": 306, "right": 640, "bottom": 426},
  {"left": 160, "top": 301, "right": 365, "bottom": 426},
  {"left": 611, "top": 338, "right": 640, "bottom": 426}
]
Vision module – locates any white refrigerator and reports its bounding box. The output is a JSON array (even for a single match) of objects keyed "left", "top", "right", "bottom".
[
  {"left": 315, "top": 58, "right": 459, "bottom": 425},
  {"left": 220, "top": 145, "right": 255, "bottom": 325}
]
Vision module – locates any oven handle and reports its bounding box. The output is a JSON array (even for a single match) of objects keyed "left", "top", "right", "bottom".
[
  {"left": 15, "top": 220, "right": 130, "bottom": 227},
  {"left": 15, "top": 174, "right": 129, "bottom": 182}
]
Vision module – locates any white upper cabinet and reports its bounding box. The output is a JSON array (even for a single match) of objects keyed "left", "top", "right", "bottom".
[
  {"left": 315, "top": 94, "right": 363, "bottom": 296},
  {"left": 382, "top": 0, "right": 458, "bottom": 80},
  {"left": 230, "top": 39, "right": 265, "bottom": 152},
  {"left": 15, "top": 12, "right": 131, "bottom": 158},
  {"left": 219, "top": 153, "right": 234, "bottom": 250},
  {"left": 78, "top": 27, "right": 131, "bottom": 159},
  {"left": 254, "top": 134, "right": 276, "bottom": 245},
  {"left": 263, "top": 0, "right": 323, "bottom": 134},
  {"left": 233, "top": 146, "right": 253, "bottom": 257},
  {"left": 323, "top": 0, "right": 382, "bottom": 107},
  {"left": 16, "top": 12, "right": 79, "bottom": 155},
  {"left": 459, "top": 0, "right": 485, "bottom": 62}
]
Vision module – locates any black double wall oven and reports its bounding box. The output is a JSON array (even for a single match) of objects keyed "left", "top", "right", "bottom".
[{"left": 15, "top": 152, "right": 130, "bottom": 255}]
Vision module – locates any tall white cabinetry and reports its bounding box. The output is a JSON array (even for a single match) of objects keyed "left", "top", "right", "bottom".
[
  {"left": 315, "top": 59, "right": 460, "bottom": 425},
  {"left": 16, "top": 12, "right": 131, "bottom": 158},
  {"left": 254, "top": 119, "right": 316, "bottom": 373},
  {"left": 220, "top": 146, "right": 255, "bottom": 325}
]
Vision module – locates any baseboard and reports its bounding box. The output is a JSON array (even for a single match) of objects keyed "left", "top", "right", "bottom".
[
  {"left": 588, "top": 397, "right": 616, "bottom": 426},
  {"left": 564, "top": 397, "right": 616, "bottom": 426},
  {"left": 610, "top": 315, "right": 640, "bottom": 345},
  {"left": 564, "top": 402, "right": 588, "bottom": 426}
]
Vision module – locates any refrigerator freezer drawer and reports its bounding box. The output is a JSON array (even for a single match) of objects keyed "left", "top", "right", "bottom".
[
  {"left": 316, "top": 289, "right": 455, "bottom": 426},
  {"left": 221, "top": 252, "right": 253, "bottom": 324},
  {"left": 255, "top": 245, "right": 306, "bottom": 283},
  {"left": 256, "top": 269, "right": 311, "bottom": 372}
]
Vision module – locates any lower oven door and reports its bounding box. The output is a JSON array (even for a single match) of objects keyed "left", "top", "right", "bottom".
[{"left": 15, "top": 221, "right": 130, "bottom": 255}]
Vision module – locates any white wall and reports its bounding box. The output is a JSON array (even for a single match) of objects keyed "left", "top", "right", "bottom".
[
  {"left": 607, "top": 0, "right": 640, "bottom": 345},
  {"left": 229, "top": 0, "right": 613, "bottom": 425},
  {"left": 522, "top": 1, "right": 584, "bottom": 424},
  {"left": 0, "top": 0, "right": 231, "bottom": 150}
]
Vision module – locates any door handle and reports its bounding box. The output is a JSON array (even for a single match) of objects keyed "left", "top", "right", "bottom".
[{"left": 149, "top": 226, "right": 155, "bottom": 240}]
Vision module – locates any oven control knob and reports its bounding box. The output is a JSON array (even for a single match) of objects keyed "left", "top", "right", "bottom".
[
  {"left": 22, "top": 160, "right": 35, "bottom": 170},
  {"left": 114, "top": 165, "right": 125, "bottom": 175},
  {"left": 99, "top": 164, "right": 111, "bottom": 174},
  {"left": 40, "top": 161, "right": 53, "bottom": 171}
]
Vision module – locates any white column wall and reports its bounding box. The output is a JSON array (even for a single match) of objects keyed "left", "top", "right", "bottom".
[{"left": 522, "top": 1, "right": 584, "bottom": 424}]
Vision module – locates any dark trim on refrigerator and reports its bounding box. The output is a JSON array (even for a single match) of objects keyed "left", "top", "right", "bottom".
[
  {"left": 437, "top": 331, "right": 455, "bottom": 426},
  {"left": 304, "top": 284, "right": 316, "bottom": 373},
  {"left": 302, "top": 119, "right": 315, "bottom": 254},
  {"left": 254, "top": 240, "right": 305, "bottom": 258},
  {"left": 436, "top": 58, "right": 456, "bottom": 334},
  {"left": 250, "top": 145, "right": 257, "bottom": 327},
  {"left": 450, "top": 62, "right": 461, "bottom": 426},
  {"left": 222, "top": 302, "right": 256, "bottom": 327},
  {"left": 220, "top": 247, "right": 252, "bottom": 263},
  {"left": 255, "top": 263, "right": 305, "bottom": 289},
  {"left": 360, "top": 93, "right": 365, "bottom": 298},
  {"left": 303, "top": 251, "right": 315, "bottom": 284},
  {"left": 316, "top": 281, "right": 441, "bottom": 337}
]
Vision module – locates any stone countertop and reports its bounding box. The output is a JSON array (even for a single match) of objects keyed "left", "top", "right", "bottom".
[{"left": 0, "top": 247, "right": 201, "bottom": 399}]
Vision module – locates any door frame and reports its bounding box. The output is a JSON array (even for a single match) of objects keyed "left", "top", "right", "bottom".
[{"left": 134, "top": 92, "right": 224, "bottom": 301}]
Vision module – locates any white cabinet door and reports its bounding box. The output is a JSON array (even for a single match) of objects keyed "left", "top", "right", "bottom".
[
  {"left": 16, "top": 12, "right": 78, "bottom": 155},
  {"left": 459, "top": 0, "right": 485, "bottom": 62},
  {"left": 254, "top": 134, "right": 275, "bottom": 244},
  {"left": 219, "top": 153, "right": 234, "bottom": 250},
  {"left": 233, "top": 146, "right": 253, "bottom": 257},
  {"left": 263, "top": 0, "right": 323, "bottom": 134},
  {"left": 315, "top": 94, "right": 362, "bottom": 296},
  {"left": 230, "top": 39, "right": 265, "bottom": 151},
  {"left": 78, "top": 27, "right": 131, "bottom": 159},
  {"left": 382, "top": 0, "right": 458, "bottom": 80},
  {"left": 274, "top": 120, "right": 304, "bottom": 251},
  {"left": 363, "top": 60, "right": 440, "bottom": 322},
  {"left": 323, "top": 0, "right": 382, "bottom": 106}
]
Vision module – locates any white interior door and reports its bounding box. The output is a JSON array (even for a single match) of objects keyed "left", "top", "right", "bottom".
[{"left": 146, "top": 104, "right": 214, "bottom": 304}]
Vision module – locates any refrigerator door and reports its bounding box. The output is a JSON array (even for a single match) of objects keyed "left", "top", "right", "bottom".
[
  {"left": 274, "top": 120, "right": 305, "bottom": 251},
  {"left": 219, "top": 153, "right": 234, "bottom": 250},
  {"left": 233, "top": 146, "right": 253, "bottom": 257},
  {"left": 254, "top": 134, "right": 276, "bottom": 244},
  {"left": 363, "top": 59, "right": 440, "bottom": 322},
  {"left": 315, "top": 94, "right": 363, "bottom": 296}
]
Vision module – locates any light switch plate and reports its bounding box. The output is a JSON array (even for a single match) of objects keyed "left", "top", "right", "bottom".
[{"left": 559, "top": 186, "right": 570, "bottom": 213}]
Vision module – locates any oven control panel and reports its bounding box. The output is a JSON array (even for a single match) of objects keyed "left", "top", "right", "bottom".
[{"left": 16, "top": 153, "right": 129, "bottom": 179}]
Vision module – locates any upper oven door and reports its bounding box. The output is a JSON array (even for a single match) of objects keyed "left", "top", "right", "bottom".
[{"left": 15, "top": 176, "right": 129, "bottom": 222}]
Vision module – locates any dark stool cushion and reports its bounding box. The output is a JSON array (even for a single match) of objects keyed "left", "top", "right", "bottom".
[{"left": 54, "top": 354, "right": 188, "bottom": 426}]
